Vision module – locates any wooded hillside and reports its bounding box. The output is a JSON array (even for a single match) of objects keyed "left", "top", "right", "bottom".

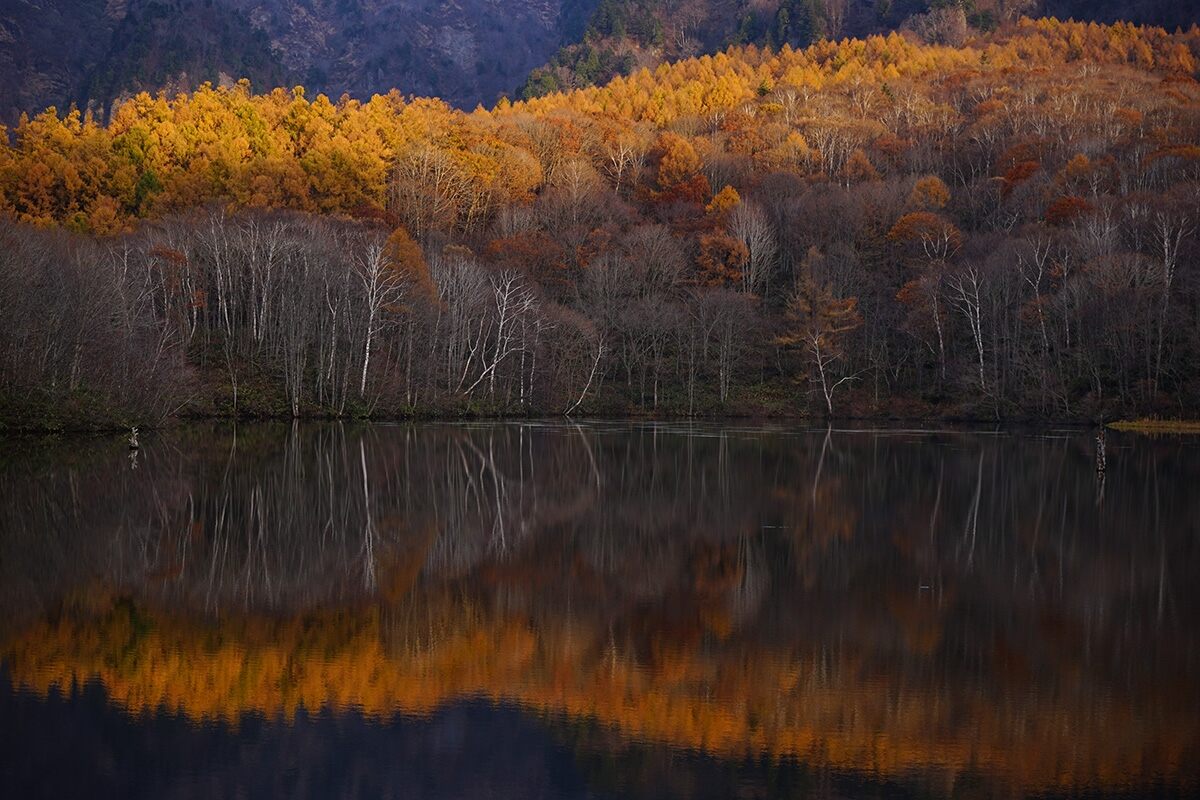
[{"left": 1, "top": 18, "right": 1198, "bottom": 426}]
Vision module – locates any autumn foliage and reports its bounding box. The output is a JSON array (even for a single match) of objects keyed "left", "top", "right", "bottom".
[{"left": 1, "top": 17, "right": 1199, "bottom": 422}]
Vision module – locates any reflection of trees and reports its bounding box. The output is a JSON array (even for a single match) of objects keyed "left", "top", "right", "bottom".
[
  {"left": 1, "top": 423, "right": 605, "bottom": 613},
  {"left": 1, "top": 424, "right": 1198, "bottom": 793}
]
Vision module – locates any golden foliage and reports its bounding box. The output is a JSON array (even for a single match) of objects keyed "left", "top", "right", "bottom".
[
  {"left": 705, "top": 184, "right": 741, "bottom": 217},
  {"left": 888, "top": 211, "right": 963, "bottom": 261},
  {"left": 0, "top": 20, "right": 1194, "bottom": 233},
  {"left": 909, "top": 175, "right": 951, "bottom": 210},
  {"left": 383, "top": 226, "right": 434, "bottom": 301},
  {"left": 696, "top": 232, "right": 748, "bottom": 286}
]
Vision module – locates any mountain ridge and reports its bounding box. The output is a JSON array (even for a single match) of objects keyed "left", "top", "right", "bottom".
[
  {"left": 0, "top": 0, "right": 598, "bottom": 125},
  {"left": 3, "top": 0, "right": 1198, "bottom": 126},
  {"left": 520, "top": 0, "right": 1200, "bottom": 99}
]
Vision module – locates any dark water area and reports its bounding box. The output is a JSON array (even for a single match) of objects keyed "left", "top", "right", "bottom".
[{"left": 0, "top": 422, "right": 1197, "bottom": 799}]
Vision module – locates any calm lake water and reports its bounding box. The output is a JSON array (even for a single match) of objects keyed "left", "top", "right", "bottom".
[{"left": 0, "top": 422, "right": 1197, "bottom": 799}]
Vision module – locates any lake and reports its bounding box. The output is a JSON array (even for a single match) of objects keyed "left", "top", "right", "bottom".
[{"left": 0, "top": 422, "right": 1197, "bottom": 799}]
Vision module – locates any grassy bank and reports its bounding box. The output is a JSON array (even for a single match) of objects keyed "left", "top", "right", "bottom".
[{"left": 1108, "top": 419, "right": 1200, "bottom": 434}]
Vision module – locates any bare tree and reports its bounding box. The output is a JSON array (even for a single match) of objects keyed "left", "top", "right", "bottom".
[
  {"left": 1152, "top": 210, "right": 1193, "bottom": 394},
  {"left": 353, "top": 234, "right": 405, "bottom": 398},
  {"left": 945, "top": 263, "right": 988, "bottom": 396},
  {"left": 730, "top": 201, "right": 779, "bottom": 297}
]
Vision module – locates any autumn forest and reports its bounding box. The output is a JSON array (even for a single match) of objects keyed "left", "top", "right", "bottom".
[{"left": 2, "top": 17, "right": 1200, "bottom": 428}]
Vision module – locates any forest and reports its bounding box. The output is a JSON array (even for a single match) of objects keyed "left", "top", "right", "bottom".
[
  {"left": 520, "top": 0, "right": 1200, "bottom": 101},
  {"left": 1, "top": 17, "right": 1199, "bottom": 428}
]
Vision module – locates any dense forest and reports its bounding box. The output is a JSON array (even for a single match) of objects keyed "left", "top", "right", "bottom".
[
  {"left": 520, "top": 0, "right": 1200, "bottom": 99},
  {"left": 8, "top": 2, "right": 1195, "bottom": 128},
  {"left": 1, "top": 18, "right": 1199, "bottom": 428}
]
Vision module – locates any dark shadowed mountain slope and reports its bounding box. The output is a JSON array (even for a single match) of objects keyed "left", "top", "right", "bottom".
[
  {"left": 0, "top": 0, "right": 600, "bottom": 124},
  {"left": 222, "top": 0, "right": 591, "bottom": 105},
  {"left": 0, "top": 0, "right": 114, "bottom": 125},
  {"left": 0, "top": 0, "right": 284, "bottom": 125},
  {"left": 87, "top": 0, "right": 285, "bottom": 108},
  {"left": 1044, "top": 0, "right": 1200, "bottom": 28}
]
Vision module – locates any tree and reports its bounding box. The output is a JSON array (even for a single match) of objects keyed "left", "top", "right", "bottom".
[
  {"left": 1151, "top": 209, "right": 1193, "bottom": 395},
  {"left": 706, "top": 185, "right": 741, "bottom": 218},
  {"left": 888, "top": 212, "right": 963, "bottom": 263},
  {"left": 889, "top": 212, "right": 963, "bottom": 380},
  {"left": 778, "top": 250, "right": 863, "bottom": 415},
  {"left": 600, "top": 129, "right": 647, "bottom": 194},
  {"left": 654, "top": 132, "right": 711, "bottom": 205},
  {"left": 909, "top": 176, "right": 951, "bottom": 210},
  {"left": 390, "top": 144, "right": 471, "bottom": 240},
  {"left": 774, "top": 0, "right": 819, "bottom": 48},
  {"left": 906, "top": 5, "right": 969, "bottom": 47},
  {"left": 944, "top": 262, "right": 989, "bottom": 396},
  {"left": 355, "top": 226, "right": 431, "bottom": 399},
  {"left": 730, "top": 201, "right": 779, "bottom": 296},
  {"left": 697, "top": 232, "right": 748, "bottom": 287},
  {"left": 821, "top": 0, "right": 849, "bottom": 39}
]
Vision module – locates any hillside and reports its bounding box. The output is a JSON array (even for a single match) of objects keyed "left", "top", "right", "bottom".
[
  {"left": 3, "top": 1, "right": 1197, "bottom": 125},
  {"left": 0, "top": 19, "right": 1198, "bottom": 428},
  {"left": 0, "top": 0, "right": 598, "bottom": 125},
  {"left": 521, "top": 0, "right": 1200, "bottom": 98}
]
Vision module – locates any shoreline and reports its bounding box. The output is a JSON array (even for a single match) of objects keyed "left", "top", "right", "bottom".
[
  {"left": 1107, "top": 419, "right": 1200, "bottom": 435},
  {"left": 0, "top": 410, "right": 1130, "bottom": 438}
]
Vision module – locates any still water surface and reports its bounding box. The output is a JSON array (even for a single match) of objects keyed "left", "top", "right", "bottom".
[{"left": 0, "top": 422, "right": 1197, "bottom": 798}]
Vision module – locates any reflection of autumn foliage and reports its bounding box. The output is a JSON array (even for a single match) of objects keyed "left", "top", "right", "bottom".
[
  {"left": 3, "top": 424, "right": 1199, "bottom": 794},
  {"left": 6, "top": 593, "right": 1195, "bottom": 794},
  {"left": 773, "top": 478, "right": 858, "bottom": 589}
]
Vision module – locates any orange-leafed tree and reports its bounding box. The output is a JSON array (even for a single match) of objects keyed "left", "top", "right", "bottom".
[
  {"left": 383, "top": 225, "right": 434, "bottom": 301},
  {"left": 356, "top": 225, "right": 432, "bottom": 397},
  {"left": 653, "top": 131, "right": 711, "bottom": 206},
  {"left": 777, "top": 250, "right": 863, "bottom": 415},
  {"left": 888, "top": 211, "right": 962, "bottom": 262},
  {"left": 705, "top": 185, "right": 741, "bottom": 219},
  {"left": 696, "top": 232, "right": 748, "bottom": 287},
  {"left": 1046, "top": 195, "right": 1093, "bottom": 226},
  {"left": 485, "top": 230, "right": 569, "bottom": 292},
  {"left": 908, "top": 176, "right": 950, "bottom": 210}
]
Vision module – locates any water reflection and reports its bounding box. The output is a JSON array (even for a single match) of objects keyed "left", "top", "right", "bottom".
[{"left": 1, "top": 422, "right": 1198, "bottom": 798}]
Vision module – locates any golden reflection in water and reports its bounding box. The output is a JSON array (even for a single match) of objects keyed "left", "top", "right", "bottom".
[
  {"left": 2, "top": 423, "right": 1198, "bottom": 795},
  {"left": 5, "top": 590, "right": 1195, "bottom": 795}
]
